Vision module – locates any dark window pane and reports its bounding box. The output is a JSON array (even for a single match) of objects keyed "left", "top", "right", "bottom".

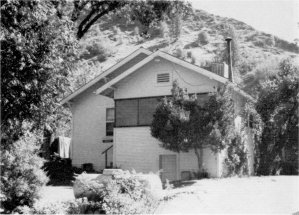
[
  {"left": 138, "top": 97, "right": 160, "bottom": 125},
  {"left": 106, "top": 122, "right": 114, "bottom": 136},
  {"left": 115, "top": 99, "right": 138, "bottom": 127}
]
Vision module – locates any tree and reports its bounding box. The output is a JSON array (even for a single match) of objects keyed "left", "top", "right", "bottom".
[
  {"left": 255, "top": 58, "right": 298, "bottom": 175},
  {"left": 1, "top": 0, "right": 77, "bottom": 143},
  {"left": 151, "top": 81, "right": 236, "bottom": 170},
  {"left": 1, "top": 0, "right": 76, "bottom": 211},
  {"left": 198, "top": 31, "right": 209, "bottom": 45},
  {"left": 71, "top": 0, "right": 192, "bottom": 39}
]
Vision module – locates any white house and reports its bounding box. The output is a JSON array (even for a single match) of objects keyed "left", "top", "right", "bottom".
[{"left": 61, "top": 46, "right": 254, "bottom": 181}]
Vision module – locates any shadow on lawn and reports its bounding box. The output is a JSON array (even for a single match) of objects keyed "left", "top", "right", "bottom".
[{"left": 170, "top": 180, "right": 197, "bottom": 189}]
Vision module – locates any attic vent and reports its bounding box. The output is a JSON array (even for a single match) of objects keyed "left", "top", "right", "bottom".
[{"left": 157, "top": 73, "right": 170, "bottom": 83}]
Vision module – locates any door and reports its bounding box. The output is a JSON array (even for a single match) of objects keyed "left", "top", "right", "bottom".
[{"left": 159, "top": 154, "right": 177, "bottom": 182}]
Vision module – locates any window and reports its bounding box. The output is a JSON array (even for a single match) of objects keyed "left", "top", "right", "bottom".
[
  {"left": 138, "top": 97, "right": 160, "bottom": 125},
  {"left": 157, "top": 73, "right": 170, "bottom": 83},
  {"left": 115, "top": 99, "right": 138, "bottom": 127},
  {"left": 106, "top": 108, "right": 114, "bottom": 136},
  {"left": 115, "top": 97, "right": 160, "bottom": 127}
]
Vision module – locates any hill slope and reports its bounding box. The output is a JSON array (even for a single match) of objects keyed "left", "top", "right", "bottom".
[{"left": 70, "top": 8, "right": 299, "bottom": 93}]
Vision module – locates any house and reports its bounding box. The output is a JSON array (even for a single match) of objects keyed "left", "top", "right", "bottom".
[{"left": 61, "top": 43, "right": 254, "bottom": 181}]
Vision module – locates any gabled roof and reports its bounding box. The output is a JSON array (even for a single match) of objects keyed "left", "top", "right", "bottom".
[
  {"left": 60, "top": 47, "right": 152, "bottom": 104},
  {"left": 95, "top": 50, "right": 228, "bottom": 95}
]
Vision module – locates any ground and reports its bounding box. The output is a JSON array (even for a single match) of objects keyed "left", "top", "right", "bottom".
[
  {"left": 38, "top": 176, "right": 299, "bottom": 214},
  {"left": 156, "top": 176, "right": 299, "bottom": 214}
]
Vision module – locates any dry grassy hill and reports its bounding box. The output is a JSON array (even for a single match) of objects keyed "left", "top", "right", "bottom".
[{"left": 71, "top": 8, "right": 299, "bottom": 93}]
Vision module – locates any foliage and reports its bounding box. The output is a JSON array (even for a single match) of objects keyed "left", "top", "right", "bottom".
[
  {"left": 151, "top": 81, "right": 236, "bottom": 170},
  {"left": 170, "top": 13, "right": 182, "bottom": 40},
  {"left": 175, "top": 46, "right": 186, "bottom": 59},
  {"left": 70, "top": 171, "right": 158, "bottom": 214},
  {"left": 71, "top": 1, "right": 192, "bottom": 38},
  {"left": 160, "top": 20, "right": 170, "bottom": 39},
  {"left": 14, "top": 202, "right": 68, "bottom": 214},
  {"left": 1, "top": 0, "right": 77, "bottom": 143},
  {"left": 67, "top": 198, "right": 104, "bottom": 214},
  {"left": 255, "top": 58, "right": 298, "bottom": 175},
  {"left": 198, "top": 31, "right": 209, "bottom": 45},
  {"left": 224, "top": 133, "right": 248, "bottom": 176},
  {"left": 79, "top": 37, "right": 113, "bottom": 62},
  {"left": 101, "top": 173, "right": 158, "bottom": 214},
  {"left": 43, "top": 155, "right": 75, "bottom": 186},
  {"left": 0, "top": 130, "right": 48, "bottom": 212}
]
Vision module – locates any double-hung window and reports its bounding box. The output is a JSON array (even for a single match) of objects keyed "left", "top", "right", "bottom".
[{"left": 106, "top": 108, "right": 115, "bottom": 136}]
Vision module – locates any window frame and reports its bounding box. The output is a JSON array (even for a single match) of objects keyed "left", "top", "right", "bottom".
[
  {"left": 106, "top": 108, "right": 115, "bottom": 136},
  {"left": 114, "top": 93, "right": 209, "bottom": 128}
]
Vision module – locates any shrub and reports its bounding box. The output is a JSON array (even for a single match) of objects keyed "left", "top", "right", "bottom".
[
  {"left": 80, "top": 39, "right": 112, "bottom": 62},
  {"left": 175, "top": 46, "right": 186, "bottom": 59},
  {"left": 72, "top": 171, "right": 160, "bottom": 214},
  {"left": 14, "top": 202, "right": 68, "bottom": 214},
  {"left": 253, "top": 39, "right": 265, "bottom": 48},
  {"left": 160, "top": 21, "right": 169, "bottom": 39},
  {"left": 198, "top": 31, "right": 209, "bottom": 45},
  {"left": 67, "top": 198, "right": 104, "bottom": 214},
  {"left": 102, "top": 172, "right": 158, "bottom": 214},
  {"left": 43, "top": 155, "right": 75, "bottom": 186},
  {"left": 224, "top": 133, "right": 248, "bottom": 176},
  {"left": 0, "top": 131, "right": 48, "bottom": 212}
]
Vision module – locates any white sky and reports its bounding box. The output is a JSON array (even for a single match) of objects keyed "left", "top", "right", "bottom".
[{"left": 190, "top": 0, "right": 299, "bottom": 42}]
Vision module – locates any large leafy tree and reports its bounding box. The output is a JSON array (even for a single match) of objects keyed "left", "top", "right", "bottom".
[
  {"left": 151, "top": 81, "right": 236, "bottom": 170},
  {"left": 1, "top": 0, "right": 77, "bottom": 143},
  {"left": 71, "top": 0, "right": 192, "bottom": 38},
  {"left": 255, "top": 58, "right": 299, "bottom": 175}
]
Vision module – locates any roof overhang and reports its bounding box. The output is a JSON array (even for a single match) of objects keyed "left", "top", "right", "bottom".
[
  {"left": 60, "top": 48, "right": 152, "bottom": 105},
  {"left": 95, "top": 50, "right": 229, "bottom": 95}
]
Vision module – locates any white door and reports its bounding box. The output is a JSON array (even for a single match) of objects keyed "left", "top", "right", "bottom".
[{"left": 159, "top": 154, "right": 177, "bottom": 182}]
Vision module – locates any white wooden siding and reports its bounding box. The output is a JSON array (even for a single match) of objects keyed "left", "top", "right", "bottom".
[
  {"left": 114, "top": 127, "right": 220, "bottom": 178},
  {"left": 114, "top": 57, "right": 219, "bottom": 99},
  {"left": 71, "top": 92, "right": 114, "bottom": 171}
]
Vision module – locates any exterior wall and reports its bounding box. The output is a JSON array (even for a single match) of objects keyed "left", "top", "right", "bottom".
[
  {"left": 112, "top": 57, "right": 223, "bottom": 178},
  {"left": 114, "top": 57, "right": 219, "bottom": 99},
  {"left": 114, "top": 127, "right": 220, "bottom": 179},
  {"left": 71, "top": 91, "right": 114, "bottom": 171},
  {"left": 69, "top": 52, "right": 149, "bottom": 171}
]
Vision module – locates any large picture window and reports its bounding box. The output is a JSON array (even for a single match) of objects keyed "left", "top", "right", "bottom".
[
  {"left": 115, "top": 97, "right": 160, "bottom": 127},
  {"left": 115, "top": 94, "right": 209, "bottom": 127},
  {"left": 115, "top": 99, "right": 138, "bottom": 127}
]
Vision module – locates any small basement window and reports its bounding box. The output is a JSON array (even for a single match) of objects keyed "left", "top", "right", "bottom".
[{"left": 157, "top": 73, "right": 170, "bottom": 83}]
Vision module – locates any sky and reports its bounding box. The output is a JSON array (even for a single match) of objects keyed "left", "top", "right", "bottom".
[{"left": 190, "top": 0, "right": 299, "bottom": 42}]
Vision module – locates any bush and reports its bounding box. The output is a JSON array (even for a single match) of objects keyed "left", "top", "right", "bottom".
[
  {"left": 72, "top": 171, "right": 160, "bottom": 214},
  {"left": 14, "top": 202, "right": 68, "bottom": 214},
  {"left": 43, "top": 155, "right": 75, "bottom": 186},
  {"left": 80, "top": 39, "right": 112, "bottom": 62},
  {"left": 175, "top": 46, "right": 186, "bottom": 59},
  {"left": 102, "top": 172, "right": 158, "bottom": 214},
  {"left": 160, "top": 21, "right": 169, "bottom": 39},
  {"left": 198, "top": 31, "right": 209, "bottom": 45},
  {"left": 224, "top": 133, "right": 248, "bottom": 176},
  {"left": 0, "top": 131, "right": 48, "bottom": 212}
]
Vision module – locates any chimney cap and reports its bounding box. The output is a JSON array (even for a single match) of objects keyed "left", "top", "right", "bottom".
[{"left": 225, "top": 37, "right": 232, "bottom": 42}]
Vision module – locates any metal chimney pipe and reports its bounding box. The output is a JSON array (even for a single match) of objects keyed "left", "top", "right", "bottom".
[{"left": 225, "top": 37, "right": 233, "bottom": 82}]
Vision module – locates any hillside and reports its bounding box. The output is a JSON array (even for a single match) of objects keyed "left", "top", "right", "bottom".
[{"left": 70, "top": 8, "right": 299, "bottom": 94}]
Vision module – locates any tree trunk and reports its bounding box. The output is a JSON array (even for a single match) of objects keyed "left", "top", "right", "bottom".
[{"left": 194, "top": 147, "right": 203, "bottom": 171}]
